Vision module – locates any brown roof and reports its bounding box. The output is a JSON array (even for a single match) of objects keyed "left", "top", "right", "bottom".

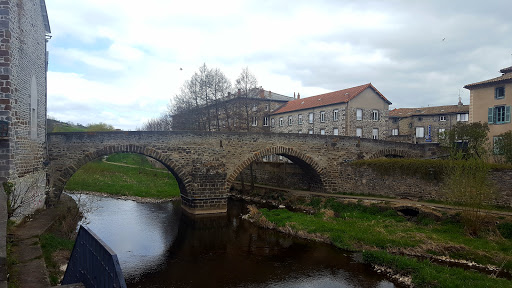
[
  {"left": 272, "top": 83, "right": 391, "bottom": 115},
  {"left": 464, "top": 67, "right": 512, "bottom": 89},
  {"left": 389, "top": 105, "right": 469, "bottom": 117},
  {"left": 500, "top": 66, "right": 512, "bottom": 74}
]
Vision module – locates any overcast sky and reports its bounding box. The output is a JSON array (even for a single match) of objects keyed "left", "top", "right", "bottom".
[{"left": 46, "top": 0, "right": 512, "bottom": 130}]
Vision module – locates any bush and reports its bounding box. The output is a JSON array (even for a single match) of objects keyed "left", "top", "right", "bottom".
[{"left": 497, "top": 222, "right": 512, "bottom": 239}]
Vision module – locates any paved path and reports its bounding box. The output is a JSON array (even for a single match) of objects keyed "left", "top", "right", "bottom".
[
  {"left": 10, "top": 194, "right": 75, "bottom": 288},
  {"left": 234, "top": 181, "right": 512, "bottom": 217}
]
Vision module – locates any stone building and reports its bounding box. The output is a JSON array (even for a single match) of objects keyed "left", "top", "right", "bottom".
[
  {"left": 0, "top": 0, "right": 50, "bottom": 219},
  {"left": 389, "top": 101, "right": 469, "bottom": 144},
  {"left": 172, "top": 88, "right": 293, "bottom": 132},
  {"left": 270, "top": 83, "right": 391, "bottom": 140},
  {"left": 464, "top": 65, "right": 512, "bottom": 150}
]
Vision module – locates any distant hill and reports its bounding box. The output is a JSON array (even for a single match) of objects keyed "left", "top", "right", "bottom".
[{"left": 47, "top": 118, "right": 88, "bottom": 133}]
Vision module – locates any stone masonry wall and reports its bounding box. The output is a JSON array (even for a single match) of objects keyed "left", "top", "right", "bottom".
[
  {"left": 0, "top": 0, "right": 48, "bottom": 219},
  {"left": 47, "top": 131, "right": 440, "bottom": 213}
]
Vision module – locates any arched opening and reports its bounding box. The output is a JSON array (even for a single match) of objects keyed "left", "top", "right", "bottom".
[
  {"left": 51, "top": 146, "right": 189, "bottom": 202},
  {"left": 226, "top": 146, "right": 326, "bottom": 196}
]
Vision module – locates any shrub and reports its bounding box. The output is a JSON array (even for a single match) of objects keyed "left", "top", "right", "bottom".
[{"left": 497, "top": 222, "right": 512, "bottom": 239}]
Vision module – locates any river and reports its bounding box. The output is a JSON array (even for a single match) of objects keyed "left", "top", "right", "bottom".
[{"left": 72, "top": 194, "right": 396, "bottom": 288}]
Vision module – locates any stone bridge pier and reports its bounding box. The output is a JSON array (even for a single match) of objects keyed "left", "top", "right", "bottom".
[{"left": 46, "top": 131, "right": 440, "bottom": 214}]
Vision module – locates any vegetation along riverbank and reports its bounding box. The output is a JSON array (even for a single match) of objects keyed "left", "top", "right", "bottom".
[
  {"left": 241, "top": 194, "right": 512, "bottom": 288},
  {"left": 65, "top": 153, "right": 180, "bottom": 199}
]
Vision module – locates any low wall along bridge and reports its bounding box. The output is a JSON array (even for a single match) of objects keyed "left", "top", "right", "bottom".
[{"left": 47, "top": 131, "right": 440, "bottom": 214}]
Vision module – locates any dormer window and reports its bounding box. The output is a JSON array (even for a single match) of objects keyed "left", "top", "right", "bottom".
[{"left": 496, "top": 87, "right": 505, "bottom": 99}]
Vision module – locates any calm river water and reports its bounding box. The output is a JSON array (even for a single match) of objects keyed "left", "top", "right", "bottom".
[{"left": 72, "top": 194, "right": 396, "bottom": 288}]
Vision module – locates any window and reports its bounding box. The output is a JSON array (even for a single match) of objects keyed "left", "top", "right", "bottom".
[
  {"left": 263, "top": 116, "right": 269, "bottom": 127},
  {"left": 457, "top": 113, "right": 468, "bottom": 122},
  {"left": 496, "top": 87, "right": 505, "bottom": 99},
  {"left": 392, "top": 117, "right": 399, "bottom": 123},
  {"left": 356, "top": 109, "right": 363, "bottom": 121},
  {"left": 252, "top": 104, "right": 257, "bottom": 112},
  {"left": 265, "top": 104, "right": 269, "bottom": 111},
  {"left": 298, "top": 114, "right": 303, "bottom": 125},
  {"left": 333, "top": 128, "right": 339, "bottom": 135},
  {"left": 309, "top": 112, "right": 314, "bottom": 123},
  {"left": 439, "top": 115, "right": 446, "bottom": 121},
  {"left": 288, "top": 116, "right": 293, "bottom": 126},
  {"left": 372, "top": 128, "right": 379, "bottom": 139},
  {"left": 279, "top": 117, "right": 283, "bottom": 127},
  {"left": 356, "top": 128, "right": 362, "bottom": 137},
  {"left": 372, "top": 110, "right": 379, "bottom": 121},
  {"left": 308, "top": 129, "right": 313, "bottom": 134},
  {"left": 320, "top": 129, "right": 325, "bottom": 135},
  {"left": 392, "top": 128, "right": 399, "bottom": 136},
  {"left": 271, "top": 118, "right": 275, "bottom": 127},
  {"left": 488, "top": 106, "right": 511, "bottom": 124},
  {"left": 251, "top": 116, "right": 258, "bottom": 126},
  {"left": 333, "top": 109, "right": 339, "bottom": 121},
  {"left": 438, "top": 128, "right": 446, "bottom": 139},
  {"left": 320, "top": 111, "right": 326, "bottom": 122},
  {"left": 416, "top": 127, "right": 425, "bottom": 138}
]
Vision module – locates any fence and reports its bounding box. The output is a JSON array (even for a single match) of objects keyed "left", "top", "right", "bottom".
[{"left": 62, "top": 225, "right": 126, "bottom": 288}]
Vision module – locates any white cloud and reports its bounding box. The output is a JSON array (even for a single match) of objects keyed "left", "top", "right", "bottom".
[{"left": 45, "top": 0, "right": 512, "bottom": 129}]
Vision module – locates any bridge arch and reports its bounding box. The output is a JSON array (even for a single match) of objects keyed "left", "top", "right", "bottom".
[
  {"left": 225, "top": 145, "right": 327, "bottom": 192},
  {"left": 50, "top": 144, "right": 190, "bottom": 200}
]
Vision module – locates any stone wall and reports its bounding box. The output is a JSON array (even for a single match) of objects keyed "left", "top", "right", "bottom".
[
  {"left": 236, "top": 161, "right": 311, "bottom": 191},
  {"left": 0, "top": 0, "right": 49, "bottom": 219},
  {"left": 239, "top": 162, "right": 512, "bottom": 207},
  {"left": 47, "top": 131, "right": 440, "bottom": 213}
]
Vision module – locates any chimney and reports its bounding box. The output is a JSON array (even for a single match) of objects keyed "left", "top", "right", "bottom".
[
  {"left": 294, "top": 92, "right": 296, "bottom": 99},
  {"left": 260, "top": 88, "right": 265, "bottom": 98},
  {"left": 297, "top": 93, "right": 300, "bottom": 100},
  {"left": 458, "top": 96, "right": 463, "bottom": 106},
  {"left": 237, "top": 88, "right": 241, "bottom": 96}
]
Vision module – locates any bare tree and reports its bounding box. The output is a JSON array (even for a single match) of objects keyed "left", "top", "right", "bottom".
[{"left": 235, "top": 67, "right": 258, "bottom": 131}]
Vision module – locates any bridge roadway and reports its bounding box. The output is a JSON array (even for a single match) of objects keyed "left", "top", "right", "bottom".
[{"left": 47, "top": 131, "right": 440, "bottom": 214}]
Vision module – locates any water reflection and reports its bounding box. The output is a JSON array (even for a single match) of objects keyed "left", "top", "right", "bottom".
[{"left": 72, "top": 194, "right": 395, "bottom": 288}]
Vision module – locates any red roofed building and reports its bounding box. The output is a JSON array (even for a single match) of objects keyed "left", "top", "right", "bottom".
[{"left": 270, "top": 83, "right": 392, "bottom": 139}]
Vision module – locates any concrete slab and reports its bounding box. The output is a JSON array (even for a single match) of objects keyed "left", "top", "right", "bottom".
[{"left": 15, "top": 258, "right": 50, "bottom": 288}]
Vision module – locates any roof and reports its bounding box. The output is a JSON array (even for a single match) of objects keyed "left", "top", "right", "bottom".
[
  {"left": 40, "top": 0, "right": 51, "bottom": 33},
  {"left": 500, "top": 66, "right": 512, "bottom": 74},
  {"left": 464, "top": 66, "right": 512, "bottom": 89},
  {"left": 271, "top": 83, "right": 391, "bottom": 115},
  {"left": 389, "top": 104, "right": 469, "bottom": 118}
]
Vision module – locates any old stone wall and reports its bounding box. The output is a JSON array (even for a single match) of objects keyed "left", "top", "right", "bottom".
[
  {"left": 0, "top": 0, "right": 48, "bottom": 219},
  {"left": 47, "top": 131, "right": 440, "bottom": 213},
  {"left": 236, "top": 161, "right": 311, "bottom": 190}
]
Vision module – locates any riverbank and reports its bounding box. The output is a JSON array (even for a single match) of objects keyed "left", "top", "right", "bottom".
[{"left": 238, "top": 194, "right": 512, "bottom": 288}]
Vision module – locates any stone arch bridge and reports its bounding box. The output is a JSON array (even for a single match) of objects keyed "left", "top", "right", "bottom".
[{"left": 47, "top": 131, "right": 440, "bottom": 214}]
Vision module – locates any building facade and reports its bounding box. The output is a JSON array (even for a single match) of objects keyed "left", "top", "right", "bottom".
[
  {"left": 0, "top": 0, "right": 50, "bottom": 218},
  {"left": 172, "top": 88, "right": 293, "bottom": 132},
  {"left": 389, "top": 102, "right": 469, "bottom": 144},
  {"left": 270, "top": 83, "right": 391, "bottom": 140},
  {"left": 464, "top": 65, "right": 512, "bottom": 150}
]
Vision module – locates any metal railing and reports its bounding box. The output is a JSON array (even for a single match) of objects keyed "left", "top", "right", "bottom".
[{"left": 62, "top": 225, "right": 127, "bottom": 288}]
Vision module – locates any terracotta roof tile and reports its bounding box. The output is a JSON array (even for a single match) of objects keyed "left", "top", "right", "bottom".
[
  {"left": 389, "top": 105, "right": 469, "bottom": 117},
  {"left": 272, "top": 83, "right": 391, "bottom": 115}
]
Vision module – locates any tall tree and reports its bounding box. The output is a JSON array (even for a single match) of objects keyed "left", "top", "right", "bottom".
[{"left": 235, "top": 67, "right": 258, "bottom": 131}]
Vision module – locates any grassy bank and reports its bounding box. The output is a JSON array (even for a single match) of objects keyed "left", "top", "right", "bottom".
[
  {"left": 253, "top": 198, "right": 512, "bottom": 287},
  {"left": 40, "top": 233, "right": 75, "bottom": 285},
  {"left": 65, "top": 153, "right": 180, "bottom": 198}
]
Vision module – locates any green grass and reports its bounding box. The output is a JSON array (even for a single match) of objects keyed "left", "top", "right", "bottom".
[
  {"left": 65, "top": 154, "right": 180, "bottom": 198},
  {"left": 363, "top": 250, "right": 512, "bottom": 288},
  {"left": 40, "top": 233, "right": 75, "bottom": 286},
  {"left": 51, "top": 125, "right": 87, "bottom": 132},
  {"left": 106, "top": 153, "right": 158, "bottom": 169},
  {"left": 258, "top": 198, "right": 512, "bottom": 287}
]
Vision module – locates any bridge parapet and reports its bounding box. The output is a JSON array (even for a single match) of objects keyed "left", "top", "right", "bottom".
[{"left": 47, "top": 131, "right": 440, "bottom": 214}]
